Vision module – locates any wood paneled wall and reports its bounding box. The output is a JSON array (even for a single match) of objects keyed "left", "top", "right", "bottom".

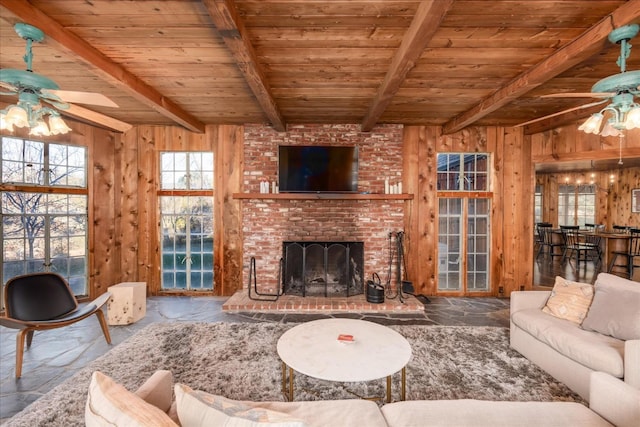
[
  {"left": 530, "top": 125, "right": 640, "bottom": 229},
  {"left": 402, "top": 126, "right": 532, "bottom": 297},
  {"left": 109, "top": 124, "right": 243, "bottom": 296},
  {"left": 12, "top": 119, "right": 637, "bottom": 299},
  {"left": 536, "top": 168, "right": 640, "bottom": 228}
]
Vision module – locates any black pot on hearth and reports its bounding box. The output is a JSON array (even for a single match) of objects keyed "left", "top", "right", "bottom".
[{"left": 366, "top": 273, "right": 384, "bottom": 304}]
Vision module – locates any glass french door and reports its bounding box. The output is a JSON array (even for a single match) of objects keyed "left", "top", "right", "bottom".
[
  {"left": 160, "top": 196, "right": 213, "bottom": 290},
  {"left": 438, "top": 197, "right": 490, "bottom": 293}
]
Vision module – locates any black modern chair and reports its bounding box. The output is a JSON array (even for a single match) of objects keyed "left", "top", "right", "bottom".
[
  {"left": 608, "top": 228, "right": 640, "bottom": 279},
  {"left": 0, "top": 272, "right": 111, "bottom": 378}
]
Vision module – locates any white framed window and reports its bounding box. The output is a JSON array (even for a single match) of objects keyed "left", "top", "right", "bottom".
[
  {"left": 534, "top": 185, "right": 543, "bottom": 224},
  {"left": 558, "top": 184, "right": 596, "bottom": 226},
  {"left": 159, "top": 152, "right": 214, "bottom": 291},
  {"left": 1, "top": 136, "right": 88, "bottom": 297},
  {"left": 437, "top": 153, "right": 489, "bottom": 191}
]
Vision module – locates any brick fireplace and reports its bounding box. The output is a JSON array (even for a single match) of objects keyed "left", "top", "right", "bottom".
[{"left": 240, "top": 124, "right": 406, "bottom": 296}]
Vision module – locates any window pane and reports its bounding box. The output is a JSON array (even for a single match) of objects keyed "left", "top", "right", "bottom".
[
  {"left": 438, "top": 198, "right": 462, "bottom": 290},
  {"left": 160, "top": 195, "right": 214, "bottom": 291},
  {"left": 467, "top": 199, "right": 490, "bottom": 291},
  {"left": 50, "top": 144, "right": 87, "bottom": 187},
  {"left": 1, "top": 138, "right": 45, "bottom": 184},
  {"left": 437, "top": 153, "right": 489, "bottom": 191}
]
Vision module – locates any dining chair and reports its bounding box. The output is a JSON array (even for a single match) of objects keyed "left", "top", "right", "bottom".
[
  {"left": 0, "top": 272, "right": 111, "bottom": 378},
  {"left": 612, "top": 225, "right": 630, "bottom": 233},
  {"left": 536, "top": 223, "right": 563, "bottom": 259},
  {"left": 560, "top": 225, "right": 592, "bottom": 266},
  {"left": 608, "top": 228, "right": 640, "bottom": 279}
]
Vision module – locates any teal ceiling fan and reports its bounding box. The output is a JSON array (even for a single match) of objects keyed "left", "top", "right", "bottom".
[
  {"left": 0, "top": 23, "right": 117, "bottom": 134},
  {"left": 519, "top": 24, "right": 640, "bottom": 135}
]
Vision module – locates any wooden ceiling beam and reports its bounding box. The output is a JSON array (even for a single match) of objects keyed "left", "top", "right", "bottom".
[
  {"left": 361, "top": 0, "right": 453, "bottom": 132},
  {"left": 0, "top": 0, "right": 205, "bottom": 133},
  {"left": 203, "top": 0, "right": 285, "bottom": 132},
  {"left": 442, "top": 0, "right": 640, "bottom": 135}
]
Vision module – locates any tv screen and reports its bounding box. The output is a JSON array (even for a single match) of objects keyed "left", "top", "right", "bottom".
[{"left": 278, "top": 145, "right": 358, "bottom": 193}]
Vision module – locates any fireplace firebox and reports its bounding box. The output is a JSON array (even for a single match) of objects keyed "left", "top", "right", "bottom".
[{"left": 282, "top": 241, "right": 364, "bottom": 297}]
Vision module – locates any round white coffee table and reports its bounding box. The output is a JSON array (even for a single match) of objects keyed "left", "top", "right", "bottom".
[{"left": 277, "top": 318, "right": 412, "bottom": 402}]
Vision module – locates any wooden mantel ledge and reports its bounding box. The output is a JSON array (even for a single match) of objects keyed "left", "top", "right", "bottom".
[{"left": 232, "top": 193, "right": 413, "bottom": 201}]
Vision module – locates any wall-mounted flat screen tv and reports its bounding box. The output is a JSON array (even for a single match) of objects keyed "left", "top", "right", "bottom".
[{"left": 278, "top": 145, "right": 358, "bottom": 193}]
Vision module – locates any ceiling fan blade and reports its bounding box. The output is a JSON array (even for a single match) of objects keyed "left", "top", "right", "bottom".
[
  {"left": 62, "top": 104, "right": 131, "bottom": 133},
  {"left": 541, "top": 92, "right": 614, "bottom": 99},
  {"left": 41, "top": 89, "right": 118, "bottom": 108},
  {"left": 0, "top": 81, "right": 19, "bottom": 93},
  {"left": 514, "top": 100, "right": 608, "bottom": 128}
]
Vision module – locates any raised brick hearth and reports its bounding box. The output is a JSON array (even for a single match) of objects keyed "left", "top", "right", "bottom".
[
  {"left": 240, "top": 124, "right": 406, "bottom": 300},
  {"left": 222, "top": 291, "right": 424, "bottom": 313}
]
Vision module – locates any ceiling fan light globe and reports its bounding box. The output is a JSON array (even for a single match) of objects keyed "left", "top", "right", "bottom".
[
  {"left": 29, "top": 120, "right": 50, "bottom": 137},
  {"left": 0, "top": 113, "right": 15, "bottom": 132},
  {"left": 578, "top": 113, "right": 604, "bottom": 134},
  {"left": 623, "top": 107, "right": 640, "bottom": 130},
  {"left": 600, "top": 121, "right": 622, "bottom": 137},
  {"left": 48, "top": 115, "right": 71, "bottom": 135},
  {"left": 5, "top": 105, "right": 29, "bottom": 128}
]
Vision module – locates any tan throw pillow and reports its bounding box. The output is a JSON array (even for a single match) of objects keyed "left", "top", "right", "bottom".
[
  {"left": 581, "top": 273, "right": 640, "bottom": 340},
  {"left": 175, "top": 383, "right": 306, "bottom": 427},
  {"left": 542, "top": 276, "right": 594, "bottom": 324},
  {"left": 86, "top": 371, "right": 178, "bottom": 427}
]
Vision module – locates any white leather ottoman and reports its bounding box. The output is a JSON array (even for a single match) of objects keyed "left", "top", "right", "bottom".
[{"left": 107, "top": 282, "right": 146, "bottom": 325}]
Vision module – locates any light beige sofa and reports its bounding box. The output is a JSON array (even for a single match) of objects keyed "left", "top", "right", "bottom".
[
  {"left": 87, "top": 369, "right": 640, "bottom": 427},
  {"left": 510, "top": 273, "right": 640, "bottom": 402}
]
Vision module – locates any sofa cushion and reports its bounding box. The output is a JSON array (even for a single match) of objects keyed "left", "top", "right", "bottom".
[
  {"left": 236, "top": 400, "right": 389, "bottom": 427},
  {"left": 175, "top": 383, "right": 306, "bottom": 427},
  {"left": 380, "top": 399, "right": 612, "bottom": 427},
  {"left": 581, "top": 273, "right": 640, "bottom": 340},
  {"left": 86, "top": 371, "right": 178, "bottom": 427},
  {"left": 175, "top": 384, "right": 388, "bottom": 427},
  {"left": 542, "top": 277, "right": 594, "bottom": 324},
  {"left": 511, "top": 309, "right": 625, "bottom": 377}
]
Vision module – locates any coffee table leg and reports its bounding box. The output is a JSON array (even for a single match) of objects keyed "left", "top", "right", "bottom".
[
  {"left": 401, "top": 366, "right": 406, "bottom": 401},
  {"left": 288, "top": 367, "right": 294, "bottom": 402},
  {"left": 386, "top": 375, "right": 392, "bottom": 403},
  {"left": 281, "top": 362, "right": 295, "bottom": 401}
]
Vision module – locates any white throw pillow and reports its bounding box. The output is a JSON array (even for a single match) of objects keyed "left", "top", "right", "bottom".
[
  {"left": 175, "top": 383, "right": 307, "bottom": 427},
  {"left": 581, "top": 273, "right": 640, "bottom": 340},
  {"left": 86, "top": 371, "right": 178, "bottom": 427},
  {"left": 542, "top": 276, "right": 594, "bottom": 324}
]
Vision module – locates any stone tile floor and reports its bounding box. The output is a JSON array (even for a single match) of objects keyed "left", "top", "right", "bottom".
[{"left": 0, "top": 295, "right": 510, "bottom": 422}]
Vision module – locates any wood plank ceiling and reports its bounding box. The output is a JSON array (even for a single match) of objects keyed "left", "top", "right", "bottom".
[{"left": 1, "top": 0, "right": 639, "bottom": 134}]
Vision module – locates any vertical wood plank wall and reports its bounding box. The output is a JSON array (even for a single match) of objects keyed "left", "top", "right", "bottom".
[
  {"left": 402, "top": 126, "right": 532, "bottom": 296},
  {"left": 24, "top": 121, "right": 636, "bottom": 299},
  {"left": 529, "top": 126, "right": 640, "bottom": 228}
]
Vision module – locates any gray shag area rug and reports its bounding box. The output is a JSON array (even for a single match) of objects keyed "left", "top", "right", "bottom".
[{"left": 5, "top": 322, "right": 582, "bottom": 426}]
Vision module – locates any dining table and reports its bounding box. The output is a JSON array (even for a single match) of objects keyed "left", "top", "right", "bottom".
[{"left": 578, "top": 230, "right": 630, "bottom": 270}]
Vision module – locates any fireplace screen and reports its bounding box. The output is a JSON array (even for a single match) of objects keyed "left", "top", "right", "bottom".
[{"left": 282, "top": 241, "right": 364, "bottom": 297}]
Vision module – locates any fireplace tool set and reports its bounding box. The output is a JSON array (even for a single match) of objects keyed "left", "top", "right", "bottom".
[{"left": 247, "top": 256, "right": 284, "bottom": 301}]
